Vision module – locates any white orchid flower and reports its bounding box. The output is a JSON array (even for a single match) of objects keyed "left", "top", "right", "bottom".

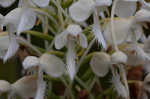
[
  {"left": 0, "top": 75, "right": 37, "bottom": 99},
  {"left": 124, "top": 44, "right": 150, "bottom": 66},
  {"left": 69, "top": 0, "right": 112, "bottom": 49},
  {"left": 90, "top": 52, "right": 111, "bottom": 77},
  {"left": 0, "top": 0, "right": 16, "bottom": 7},
  {"left": 0, "top": 0, "right": 49, "bottom": 62},
  {"left": 23, "top": 53, "right": 65, "bottom": 99},
  {"left": 134, "top": 9, "right": 150, "bottom": 23},
  {"left": 23, "top": 54, "right": 65, "bottom": 78},
  {"left": 3, "top": 0, "right": 50, "bottom": 36},
  {"left": 54, "top": 24, "right": 88, "bottom": 80},
  {"left": 104, "top": 17, "right": 143, "bottom": 46},
  {"left": 115, "top": 0, "right": 138, "bottom": 18},
  {"left": 4, "top": 7, "right": 37, "bottom": 35}
]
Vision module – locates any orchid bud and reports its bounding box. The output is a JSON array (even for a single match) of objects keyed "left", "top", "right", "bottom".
[
  {"left": 0, "top": 80, "right": 11, "bottom": 94},
  {"left": 90, "top": 52, "right": 111, "bottom": 77},
  {"left": 111, "top": 51, "right": 127, "bottom": 64}
]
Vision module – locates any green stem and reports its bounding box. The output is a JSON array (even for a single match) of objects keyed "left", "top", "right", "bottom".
[{"left": 23, "top": 30, "right": 53, "bottom": 42}]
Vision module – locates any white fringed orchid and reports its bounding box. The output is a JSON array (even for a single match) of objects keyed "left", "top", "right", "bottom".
[
  {"left": 23, "top": 54, "right": 65, "bottom": 78},
  {"left": 0, "top": 75, "right": 37, "bottom": 99},
  {"left": 115, "top": 0, "right": 138, "bottom": 18},
  {"left": 23, "top": 53, "right": 65, "bottom": 99},
  {"left": 0, "top": 0, "right": 16, "bottom": 7},
  {"left": 69, "top": 0, "right": 112, "bottom": 49},
  {"left": 134, "top": 9, "right": 150, "bottom": 23},
  {"left": 90, "top": 52, "right": 111, "bottom": 77},
  {"left": 3, "top": 0, "right": 50, "bottom": 36},
  {"left": 54, "top": 24, "right": 88, "bottom": 80},
  {"left": 103, "top": 18, "right": 143, "bottom": 45},
  {"left": 0, "top": 0, "right": 50, "bottom": 62},
  {"left": 125, "top": 44, "right": 150, "bottom": 66}
]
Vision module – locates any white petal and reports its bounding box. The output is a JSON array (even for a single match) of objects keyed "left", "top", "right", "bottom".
[
  {"left": 95, "top": 0, "right": 112, "bottom": 6},
  {"left": 141, "top": 0, "right": 150, "bottom": 8},
  {"left": 126, "top": 24, "right": 143, "bottom": 42},
  {"left": 134, "top": 9, "right": 150, "bottom": 22},
  {"left": 115, "top": 0, "right": 137, "bottom": 17},
  {"left": 125, "top": 44, "right": 150, "bottom": 66},
  {"left": 66, "top": 24, "right": 82, "bottom": 36},
  {"left": 23, "top": 56, "right": 39, "bottom": 69},
  {"left": 90, "top": 52, "right": 111, "bottom": 77},
  {"left": 5, "top": 8, "right": 23, "bottom": 33},
  {"left": 144, "top": 36, "right": 150, "bottom": 53},
  {"left": 54, "top": 32, "right": 68, "bottom": 49},
  {"left": 3, "top": 37, "right": 19, "bottom": 62},
  {"left": 92, "top": 10, "right": 107, "bottom": 49},
  {"left": 0, "top": 14, "right": 4, "bottom": 25},
  {"left": 143, "top": 61, "right": 150, "bottom": 73},
  {"left": 79, "top": 33, "right": 88, "bottom": 48},
  {"left": 0, "top": 0, "right": 15, "bottom": 7},
  {"left": 40, "top": 53, "right": 65, "bottom": 78},
  {"left": 69, "top": 0, "right": 94, "bottom": 22},
  {"left": 104, "top": 18, "right": 132, "bottom": 45},
  {"left": 17, "top": 8, "right": 36, "bottom": 35},
  {"left": 31, "top": 0, "right": 50, "bottom": 7},
  {"left": 0, "top": 80, "right": 11, "bottom": 93},
  {"left": 12, "top": 75, "right": 37, "bottom": 98},
  {"left": 0, "top": 35, "right": 10, "bottom": 51},
  {"left": 111, "top": 51, "right": 127, "bottom": 64},
  {"left": 66, "top": 41, "right": 76, "bottom": 80}
]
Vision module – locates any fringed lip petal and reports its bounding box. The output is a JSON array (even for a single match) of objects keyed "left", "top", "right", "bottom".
[
  {"left": 40, "top": 53, "right": 65, "bottom": 78},
  {"left": 66, "top": 41, "right": 76, "bottom": 80},
  {"left": 112, "top": 73, "right": 128, "bottom": 99},
  {"left": 92, "top": 9, "right": 107, "bottom": 49},
  {"left": 69, "top": 0, "right": 95, "bottom": 22}
]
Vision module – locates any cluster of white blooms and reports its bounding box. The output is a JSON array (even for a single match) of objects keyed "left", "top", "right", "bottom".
[{"left": 1, "top": 0, "right": 150, "bottom": 98}]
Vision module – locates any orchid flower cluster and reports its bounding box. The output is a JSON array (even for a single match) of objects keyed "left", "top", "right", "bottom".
[{"left": 1, "top": 0, "right": 150, "bottom": 99}]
